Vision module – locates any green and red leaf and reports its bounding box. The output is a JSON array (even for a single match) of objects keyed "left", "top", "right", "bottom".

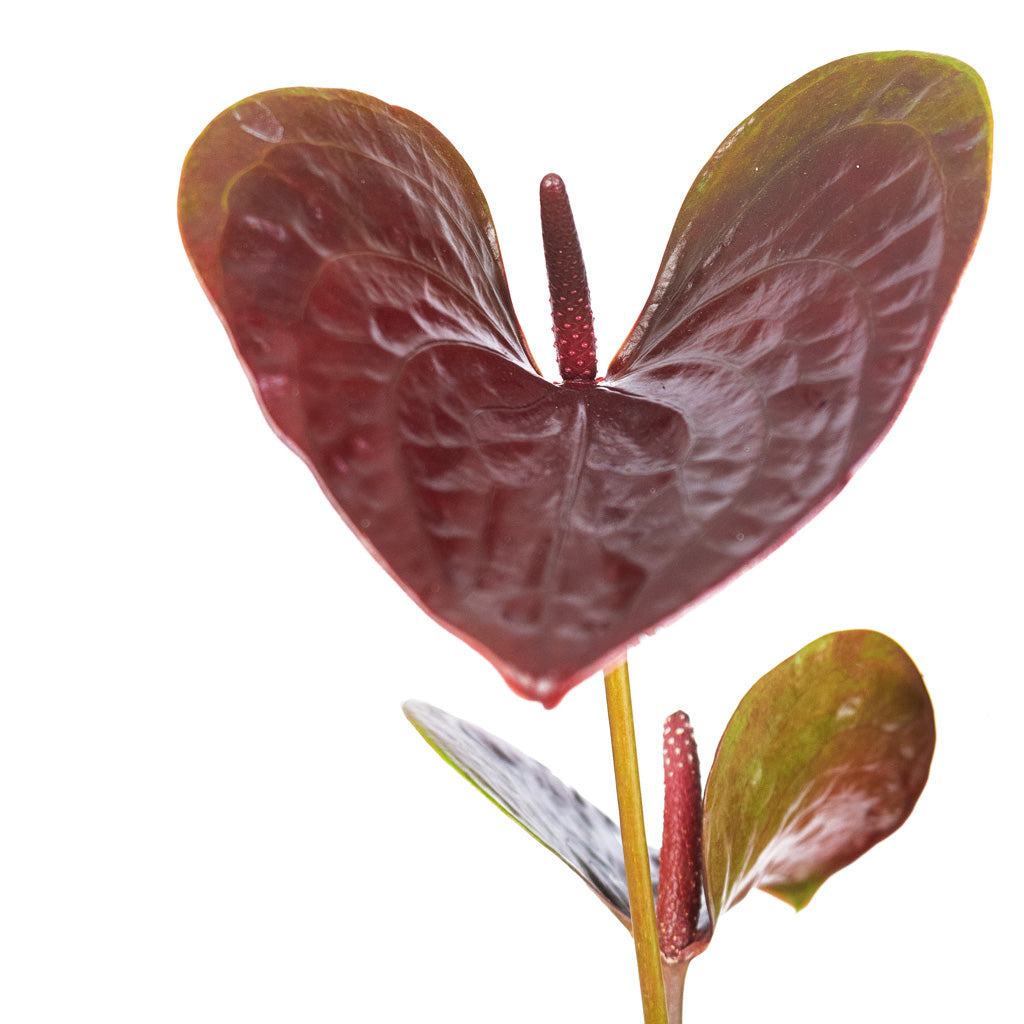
[{"left": 702, "top": 630, "right": 936, "bottom": 919}]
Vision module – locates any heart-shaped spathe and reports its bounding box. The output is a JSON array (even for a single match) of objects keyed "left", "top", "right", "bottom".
[{"left": 178, "top": 53, "right": 991, "bottom": 706}]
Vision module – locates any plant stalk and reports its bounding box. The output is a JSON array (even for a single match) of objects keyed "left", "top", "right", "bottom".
[
  {"left": 663, "top": 962, "right": 688, "bottom": 1024},
  {"left": 604, "top": 656, "right": 667, "bottom": 1024}
]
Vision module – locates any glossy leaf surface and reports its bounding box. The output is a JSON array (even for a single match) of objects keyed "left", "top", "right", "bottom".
[
  {"left": 702, "top": 630, "right": 935, "bottom": 919},
  {"left": 403, "top": 700, "right": 656, "bottom": 926},
  {"left": 179, "top": 53, "right": 990, "bottom": 706}
]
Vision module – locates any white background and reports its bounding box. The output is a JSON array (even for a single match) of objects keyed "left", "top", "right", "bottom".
[{"left": 4, "top": 2, "right": 1019, "bottom": 1021}]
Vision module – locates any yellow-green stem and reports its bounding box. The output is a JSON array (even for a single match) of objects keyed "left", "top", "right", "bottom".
[{"left": 604, "top": 657, "right": 668, "bottom": 1024}]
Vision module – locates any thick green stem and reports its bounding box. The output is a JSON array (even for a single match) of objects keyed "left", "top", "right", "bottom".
[{"left": 604, "top": 657, "right": 667, "bottom": 1024}]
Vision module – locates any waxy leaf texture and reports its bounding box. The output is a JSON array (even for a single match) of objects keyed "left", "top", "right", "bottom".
[{"left": 179, "top": 53, "right": 991, "bottom": 706}]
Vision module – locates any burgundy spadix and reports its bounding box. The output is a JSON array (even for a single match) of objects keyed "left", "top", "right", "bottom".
[
  {"left": 657, "top": 712, "right": 707, "bottom": 962},
  {"left": 178, "top": 54, "right": 991, "bottom": 706},
  {"left": 540, "top": 173, "right": 598, "bottom": 382}
]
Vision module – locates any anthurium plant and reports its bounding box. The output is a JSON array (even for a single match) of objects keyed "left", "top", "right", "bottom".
[{"left": 178, "top": 51, "right": 991, "bottom": 1023}]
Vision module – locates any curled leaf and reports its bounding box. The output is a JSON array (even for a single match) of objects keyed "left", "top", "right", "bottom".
[
  {"left": 403, "top": 700, "right": 655, "bottom": 926},
  {"left": 702, "top": 630, "right": 936, "bottom": 919}
]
